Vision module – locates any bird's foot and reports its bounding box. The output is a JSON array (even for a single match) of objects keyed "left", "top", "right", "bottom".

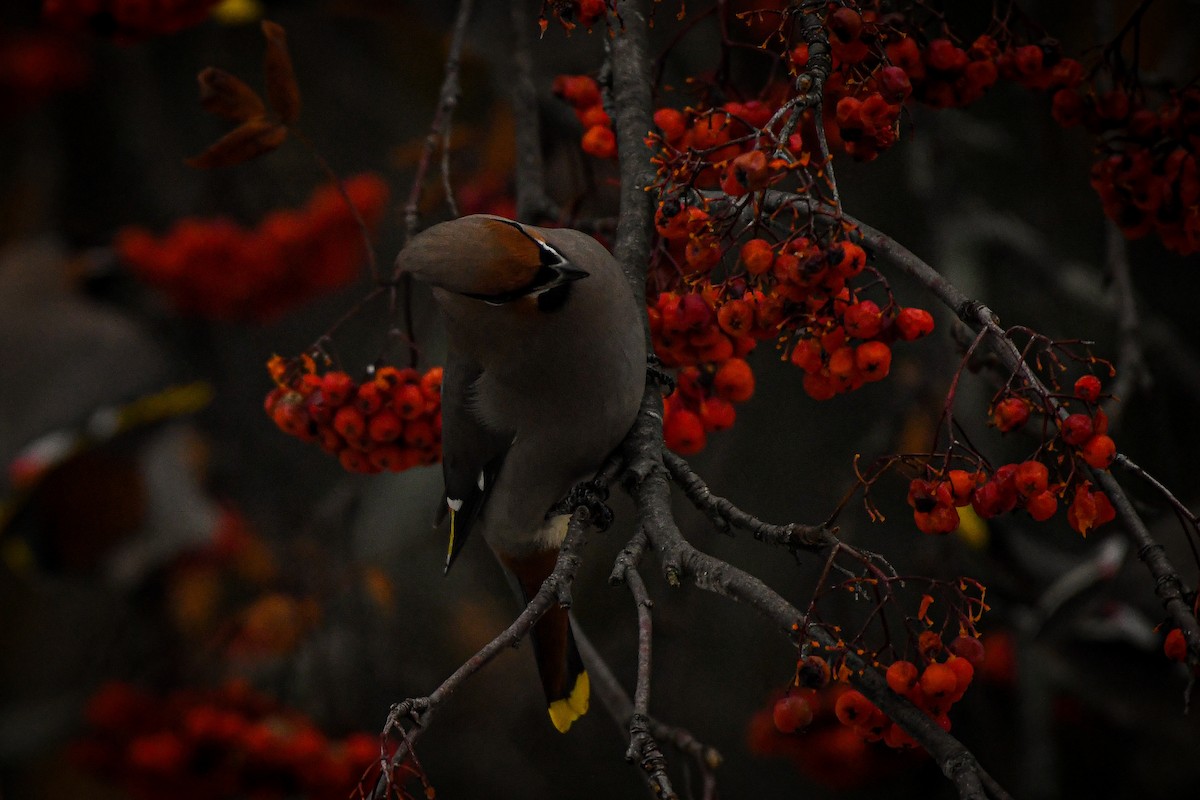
[
  {"left": 647, "top": 353, "right": 676, "bottom": 393},
  {"left": 552, "top": 479, "right": 614, "bottom": 531}
]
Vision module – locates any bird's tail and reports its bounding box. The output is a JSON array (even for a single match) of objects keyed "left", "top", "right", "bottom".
[{"left": 501, "top": 549, "right": 590, "bottom": 733}]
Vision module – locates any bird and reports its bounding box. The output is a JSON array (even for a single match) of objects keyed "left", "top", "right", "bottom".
[{"left": 395, "top": 214, "right": 646, "bottom": 733}]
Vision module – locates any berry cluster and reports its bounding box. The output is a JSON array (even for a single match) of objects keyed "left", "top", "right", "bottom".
[
  {"left": 645, "top": 211, "right": 935, "bottom": 452},
  {"left": 116, "top": 174, "right": 388, "bottom": 322},
  {"left": 539, "top": 0, "right": 607, "bottom": 33},
  {"left": 265, "top": 356, "right": 443, "bottom": 475},
  {"left": 834, "top": 635, "right": 980, "bottom": 749},
  {"left": 751, "top": 687, "right": 922, "bottom": 790},
  {"left": 42, "top": 0, "right": 220, "bottom": 41},
  {"left": 764, "top": 632, "right": 981, "bottom": 754},
  {"left": 908, "top": 375, "right": 1117, "bottom": 536},
  {"left": 1061, "top": 86, "right": 1200, "bottom": 255},
  {"left": 71, "top": 680, "right": 380, "bottom": 800},
  {"left": 553, "top": 74, "right": 615, "bottom": 159}
]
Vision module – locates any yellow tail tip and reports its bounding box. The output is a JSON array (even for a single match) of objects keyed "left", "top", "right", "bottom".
[{"left": 547, "top": 670, "right": 590, "bottom": 733}]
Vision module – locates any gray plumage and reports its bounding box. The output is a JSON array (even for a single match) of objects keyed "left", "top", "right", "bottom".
[{"left": 396, "top": 214, "right": 645, "bottom": 731}]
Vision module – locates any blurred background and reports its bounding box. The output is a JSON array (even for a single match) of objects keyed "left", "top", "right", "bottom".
[{"left": 1, "top": 1, "right": 1199, "bottom": 798}]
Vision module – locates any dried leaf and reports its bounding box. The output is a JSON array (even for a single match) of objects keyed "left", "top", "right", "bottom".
[
  {"left": 197, "top": 66, "right": 265, "bottom": 122},
  {"left": 186, "top": 118, "right": 287, "bottom": 169},
  {"left": 261, "top": 20, "right": 301, "bottom": 125}
]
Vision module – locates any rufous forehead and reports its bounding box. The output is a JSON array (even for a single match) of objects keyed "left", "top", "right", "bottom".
[{"left": 467, "top": 218, "right": 545, "bottom": 295}]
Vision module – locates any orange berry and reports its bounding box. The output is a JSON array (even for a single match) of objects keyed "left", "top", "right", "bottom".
[
  {"left": 354, "top": 382, "right": 384, "bottom": 415},
  {"left": 833, "top": 241, "right": 867, "bottom": 278},
  {"left": 699, "top": 397, "right": 736, "bottom": 432},
  {"left": 886, "top": 660, "right": 919, "bottom": 695},
  {"left": 740, "top": 238, "right": 774, "bottom": 275},
  {"left": 895, "top": 307, "right": 934, "bottom": 340},
  {"left": 333, "top": 406, "right": 366, "bottom": 440},
  {"left": 991, "top": 397, "right": 1030, "bottom": 432},
  {"left": 1013, "top": 460, "right": 1049, "bottom": 496},
  {"left": 945, "top": 655, "right": 975, "bottom": 697},
  {"left": 1079, "top": 434, "right": 1116, "bottom": 469},
  {"left": 1074, "top": 374, "right": 1102, "bottom": 402},
  {"left": 581, "top": 125, "right": 616, "bottom": 159},
  {"left": 773, "top": 693, "right": 815, "bottom": 733},
  {"left": 653, "top": 107, "right": 687, "bottom": 143},
  {"left": 854, "top": 341, "right": 891, "bottom": 381},
  {"left": 368, "top": 409, "right": 404, "bottom": 442},
  {"left": 827, "top": 346, "right": 857, "bottom": 379},
  {"left": 713, "top": 358, "right": 755, "bottom": 403},
  {"left": 402, "top": 419, "right": 436, "bottom": 449},
  {"left": 1061, "top": 413, "right": 1093, "bottom": 446},
  {"left": 664, "top": 407, "right": 706, "bottom": 454},
  {"left": 917, "top": 630, "right": 943, "bottom": 659},
  {"left": 1026, "top": 490, "right": 1058, "bottom": 521},
  {"left": 1164, "top": 628, "right": 1187, "bottom": 662},
  {"left": 919, "top": 663, "right": 958, "bottom": 699},
  {"left": 833, "top": 689, "right": 875, "bottom": 726},
  {"left": 392, "top": 383, "right": 426, "bottom": 420},
  {"left": 321, "top": 372, "right": 355, "bottom": 405}
]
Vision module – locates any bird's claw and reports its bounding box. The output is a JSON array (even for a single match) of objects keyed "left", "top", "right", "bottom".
[
  {"left": 647, "top": 353, "right": 676, "bottom": 393},
  {"left": 552, "top": 479, "right": 615, "bottom": 530}
]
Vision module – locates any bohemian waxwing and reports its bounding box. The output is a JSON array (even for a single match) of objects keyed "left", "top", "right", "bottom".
[{"left": 395, "top": 214, "right": 646, "bottom": 732}]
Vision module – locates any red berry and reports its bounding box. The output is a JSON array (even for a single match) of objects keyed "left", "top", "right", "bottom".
[
  {"left": 843, "top": 300, "right": 883, "bottom": 339},
  {"left": 392, "top": 383, "right": 426, "bottom": 420},
  {"left": 581, "top": 125, "right": 616, "bottom": 159},
  {"left": 834, "top": 689, "right": 875, "bottom": 726},
  {"left": 664, "top": 408, "right": 706, "bottom": 454},
  {"left": 948, "top": 635, "right": 986, "bottom": 666},
  {"left": 653, "top": 107, "right": 687, "bottom": 143},
  {"left": 1079, "top": 434, "right": 1116, "bottom": 469},
  {"left": 1013, "top": 460, "right": 1049, "bottom": 496},
  {"left": 354, "top": 382, "right": 384, "bottom": 415},
  {"left": 991, "top": 397, "right": 1030, "bottom": 432},
  {"left": 920, "top": 663, "right": 958, "bottom": 699},
  {"left": 1025, "top": 490, "right": 1058, "bottom": 521},
  {"left": 740, "top": 238, "right": 775, "bottom": 275},
  {"left": 773, "top": 694, "right": 816, "bottom": 733},
  {"left": 333, "top": 406, "right": 366, "bottom": 440},
  {"left": 368, "top": 409, "right": 404, "bottom": 442},
  {"left": 699, "top": 397, "right": 736, "bottom": 431},
  {"left": 886, "top": 660, "right": 919, "bottom": 695},
  {"left": 918, "top": 631, "right": 943, "bottom": 659},
  {"left": 895, "top": 307, "right": 934, "bottom": 340},
  {"left": 1164, "top": 628, "right": 1188, "bottom": 662},
  {"left": 713, "top": 358, "right": 755, "bottom": 403},
  {"left": 1074, "top": 375, "right": 1102, "bottom": 402},
  {"left": 854, "top": 341, "right": 891, "bottom": 382},
  {"left": 1061, "top": 413, "right": 1094, "bottom": 446}
]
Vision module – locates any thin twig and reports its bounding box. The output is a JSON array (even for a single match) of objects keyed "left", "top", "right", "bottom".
[
  {"left": 662, "top": 450, "right": 834, "bottom": 554},
  {"left": 510, "top": 0, "right": 554, "bottom": 223},
  {"left": 399, "top": 0, "right": 474, "bottom": 248}
]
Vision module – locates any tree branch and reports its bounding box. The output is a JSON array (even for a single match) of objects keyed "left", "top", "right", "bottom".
[
  {"left": 399, "top": 0, "right": 474, "bottom": 247},
  {"left": 849, "top": 215, "right": 1200, "bottom": 658}
]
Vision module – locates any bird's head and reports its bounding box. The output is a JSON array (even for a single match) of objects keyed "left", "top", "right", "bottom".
[{"left": 394, "top": 215, "right": 590, "bottom": 313}]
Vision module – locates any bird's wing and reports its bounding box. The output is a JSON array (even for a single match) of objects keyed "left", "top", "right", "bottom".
[{"left": 438, "top": 357, "right": 511, "bottom": 573}]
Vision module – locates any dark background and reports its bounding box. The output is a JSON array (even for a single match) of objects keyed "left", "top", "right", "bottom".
[{"left": 2, "top": 1, "right": 1199, "bottom": 798}]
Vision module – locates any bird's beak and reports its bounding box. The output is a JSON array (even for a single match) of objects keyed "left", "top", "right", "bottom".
[{"left": 554, "top": 263, "right": 589, "bottom": 283}]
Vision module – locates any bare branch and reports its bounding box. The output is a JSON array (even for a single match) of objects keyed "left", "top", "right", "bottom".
[
  {"left": 849, "top": 214, "right": 1200, "bottom": 659},
  {"left": 399, "top": 0, "right": 474, "bottom": 247},
  {"left": 662, "top": 450, "right": 834, "bottom": 554}
]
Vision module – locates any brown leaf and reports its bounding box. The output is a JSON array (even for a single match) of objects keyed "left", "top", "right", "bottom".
[
  {"left": 261, "top": 20, "right": 301, "bottom": 125},
  {"left": 186, "top": 118, "right": 288, "bottom": 169},
  {"left": 197, "top": 67, "right": 265, "bottom": 122}
]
